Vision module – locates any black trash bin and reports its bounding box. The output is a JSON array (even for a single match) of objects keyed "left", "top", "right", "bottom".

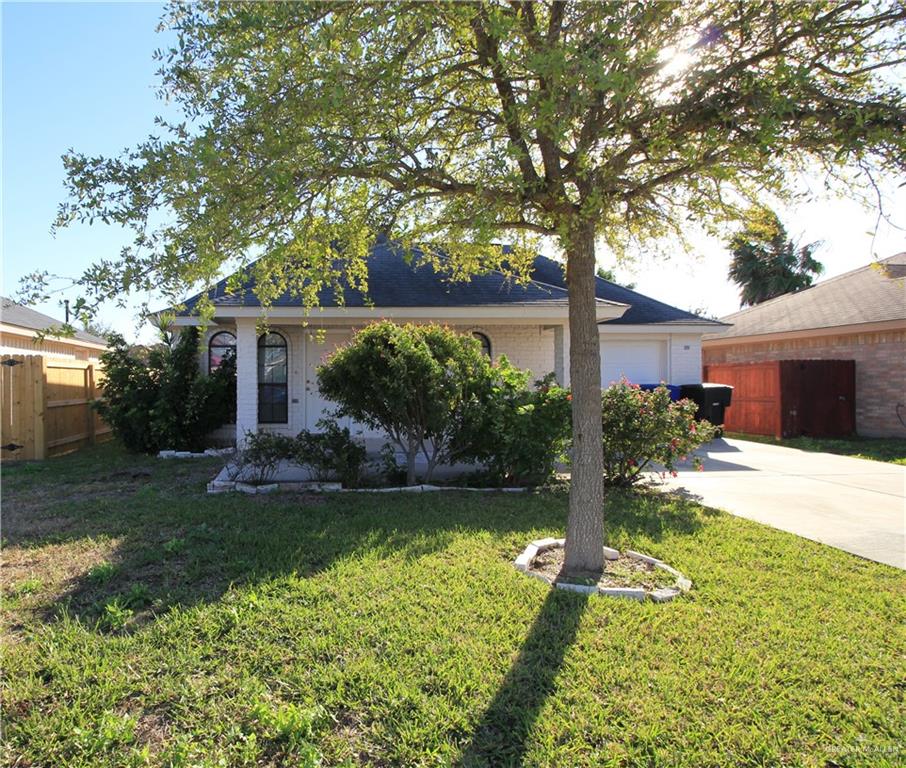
[{"left": 679, "top": 383, "right": 734, "bottom": 433}]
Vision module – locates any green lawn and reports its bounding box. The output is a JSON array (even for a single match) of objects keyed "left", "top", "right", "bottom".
[
  {"left": 2, "top": 444, "right": 904, "bottom": 767},
  {"left": 724, "top": 432, "right": 906, "bottom": 465}
]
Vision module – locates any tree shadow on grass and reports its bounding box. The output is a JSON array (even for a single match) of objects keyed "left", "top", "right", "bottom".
[
  {"left": 603, "top": 486, "right": 716, "bottom": 544},
  {"left": 459, "top": 588, "right": 589, "bottom": 767},
  {"left": 1, "top": 444, "right": 709, "bottom": 636}
]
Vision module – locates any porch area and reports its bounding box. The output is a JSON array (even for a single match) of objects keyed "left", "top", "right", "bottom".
[{"left": 204, "top": 319, "right": 571, "bottom": 447}]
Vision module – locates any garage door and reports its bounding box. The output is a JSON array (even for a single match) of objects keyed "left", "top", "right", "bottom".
[{"left": 601, "top": 340, "right": 667, "bottom": 386}]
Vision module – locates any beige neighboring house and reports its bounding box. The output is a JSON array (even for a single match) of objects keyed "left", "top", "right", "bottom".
[
  {"left": 0, "top": 297, "right": 107, "bottom": 361},
  {"left": 702, "top": 253, "right": 906, "bottom": 438}
]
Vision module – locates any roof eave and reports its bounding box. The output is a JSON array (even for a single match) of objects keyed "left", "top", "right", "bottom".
[
  {"left": 703, "top": 317, "right": 906, "bottom": 345},
  {"left": 599, "top": 322, "right": 731, "bottom": 334},
  {"left": 0, "top": 322, "right": 108, "bottom": 350},
  {"left": 171, "top": 302, "right": 627, "bottom": 325}
]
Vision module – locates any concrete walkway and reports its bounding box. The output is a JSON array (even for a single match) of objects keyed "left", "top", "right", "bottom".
[{"left": 649, "top": 438, "right": 906, "bottom": 570}]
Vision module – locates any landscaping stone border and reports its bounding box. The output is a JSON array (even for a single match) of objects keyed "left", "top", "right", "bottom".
[
  {"left": 206, "top": 479, "right": 529, "bottom": 495},
  {"left": 160, "top": 448, "right": 234, "bottom": 459},
  {"left": 514, "top": 538, "right": 691, "bottom": 602}
]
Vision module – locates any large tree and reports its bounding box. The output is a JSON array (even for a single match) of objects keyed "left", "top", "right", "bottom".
[
  {"left": 728, "top": 206, "right": 824, "bottom": 306},
  {"left": 47, "top": 1, "right": 905, "bottom": 575}
]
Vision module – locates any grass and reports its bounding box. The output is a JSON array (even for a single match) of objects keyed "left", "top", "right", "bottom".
[
  {"left": 724, "top": 432, "right": 906, "bottom": 465},
  {"left": 2, "top": 443, "right": 905, "bottom": 767}
]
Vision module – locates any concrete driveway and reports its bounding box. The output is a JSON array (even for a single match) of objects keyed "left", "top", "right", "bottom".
[{"left": 649, "top": 438, "right": 906, "bottom": 570}]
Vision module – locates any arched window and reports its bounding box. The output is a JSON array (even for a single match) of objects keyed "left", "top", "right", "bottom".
[
  {"left": 472, "top": 331, "right": 492, "bottom": 358},
  {"left": 208, "top": 331, "right": 236, "bottom": 373},
  {"left": 258, "top": 332, "right": 288, "bottom": 424}
]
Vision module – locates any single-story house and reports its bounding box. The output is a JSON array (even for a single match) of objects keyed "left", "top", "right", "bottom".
[
  {"left": 1, "top": 297, "right": 107, "bottom": 362},
  {"left": 172, "top": 241, "right": 725, "bottom": 446},
  {"left": 702, "top": 252, "right": 906, "bottom": 438}
]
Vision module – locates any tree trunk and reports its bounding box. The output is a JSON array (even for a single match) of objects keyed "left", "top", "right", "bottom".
[
  {"left": 563, "top": 220, "right": 605, "bottom": 575},
  {"left": 406, "top": 436, "right": 419, "bottom": 486}
]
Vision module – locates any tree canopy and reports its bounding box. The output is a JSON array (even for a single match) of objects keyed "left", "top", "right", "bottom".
[
  {"left": 728, "top": 207, "right": 824, "bottom": 306},
  {"left": 42, "top": 0, "right": 906, "bottom": 573},
  {"left": 44, "top": 1, "right": 906, "bottom": 317}
]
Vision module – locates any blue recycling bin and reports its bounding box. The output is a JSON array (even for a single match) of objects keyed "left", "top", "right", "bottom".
[{"left": 637, "top": 383, "right": 680, "bottom": 401}]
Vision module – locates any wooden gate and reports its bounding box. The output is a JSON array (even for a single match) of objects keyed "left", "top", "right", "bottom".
[
  {"left": 703, "top": 359, "right": 856, "bottom": 438},
  {"left": 0, "top": 355, "right": 112, "bottom": 461}
]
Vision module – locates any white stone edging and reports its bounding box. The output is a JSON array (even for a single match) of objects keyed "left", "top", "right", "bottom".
[
  {"left": 513, "top": 539, "right": 691, "bottom": 603},
  {"left": 206, "top": 479, "right": 529, "bottom": 495},
  {"left": 160, "top": 448, "right": 234, "bottom": 459}
]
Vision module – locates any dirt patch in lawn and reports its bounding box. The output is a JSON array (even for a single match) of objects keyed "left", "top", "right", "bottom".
[
  {"left": 529, "top": 547, "right": 676, "bottom": 590},
  {"left": 1, "top": 537, "right": 121, "bottom": 639}
]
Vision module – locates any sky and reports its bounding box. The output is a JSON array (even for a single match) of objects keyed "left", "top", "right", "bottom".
[{"left": 3, "top": 2, "right": 905, "bottom": 343}]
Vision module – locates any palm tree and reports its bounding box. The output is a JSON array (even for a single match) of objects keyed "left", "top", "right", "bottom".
[{"left": 728, "top": 208, "right": 823, "bottom": 307}]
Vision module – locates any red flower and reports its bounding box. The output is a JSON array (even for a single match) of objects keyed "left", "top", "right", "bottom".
[
  {"left": 696, "top": 464, "right": 704, "bottom": 472},
  {"left": 566, "top": 394, "right": 572, "bottom": 401}
]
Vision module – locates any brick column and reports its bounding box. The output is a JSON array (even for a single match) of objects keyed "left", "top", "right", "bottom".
[
  {"left": 235, "top": 318, "right": 258, "bottom": 447},
  {"left": 554, "top": 324, "right": 571, "bottom": 387}
]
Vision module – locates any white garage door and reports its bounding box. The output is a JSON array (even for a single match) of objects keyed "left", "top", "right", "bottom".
[{"left": 601, "top": 340, "right": 667, "bottom": 386}]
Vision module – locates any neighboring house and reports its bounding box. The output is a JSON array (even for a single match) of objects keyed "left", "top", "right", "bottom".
[
  {"left": 172, "top": 241, "right": 725, "bottom": 446},
  {"left": 0, "top": 297, "right": 107, "bottom": 362},
  {"left": 702, "top": 253, "right": 906, "bottom": 438}
]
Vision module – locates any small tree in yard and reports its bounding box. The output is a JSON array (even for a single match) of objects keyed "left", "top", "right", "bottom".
[
  {"left": 317, "top": 321, "right": 495, "bottom": 486},
  {"left": 48, "top": 3, "right": 906, "bottom": 576}
]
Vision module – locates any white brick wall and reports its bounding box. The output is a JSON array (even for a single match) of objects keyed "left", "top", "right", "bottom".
[
  {"left": 198, "top": 320, "right": 703, "bottom": 446},
  {"left": 669, "top": 334, "right": 703, "bottom": 385},
  {"left": 452, "top": 324, "right": 557, "bottom": 381},
  {"left": 234, "top": 318, "right": 258, "bottom": 447}
]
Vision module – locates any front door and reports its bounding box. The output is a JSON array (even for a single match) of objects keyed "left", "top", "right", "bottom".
[{"left": 303, "top": 330, "right": 352, "bottom": 432}]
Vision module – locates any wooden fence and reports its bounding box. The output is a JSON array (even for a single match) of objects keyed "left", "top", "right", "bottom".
[
  {"left": 703, "top": 359, "right": 856, "bottom": 438},
  {"left": 0, "top": 355, "right": 112, "bottom": 461}
]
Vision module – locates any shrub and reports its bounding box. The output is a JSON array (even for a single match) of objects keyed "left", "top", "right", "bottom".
[
  {"left": 600, "top": 380, "right": 717, "bottom": 487},
  {"left": 232, "top": 431, "right": 295, "bottom": 485},
  {"left": 96, "top": 327, "right": 235, "bottom": 453},
  {"left": 377, "top": 443, "right": 407, "bottom": 486},
  {"left": 93, "top": 334, "right": 159, "bottom": 453},
  {"left": 294, "top": 419, "right": 367, "bottom": 487},
  {"left": 458, "top": 362, "right": 572, "bottom": 486},
  {"left": 317, "top": 321, "right": 496, "bottom": 485}
]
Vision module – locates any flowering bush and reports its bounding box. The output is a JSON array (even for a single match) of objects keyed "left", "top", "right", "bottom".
[{"left": 601, "top": 380, "right": 716, "bottom": 487}]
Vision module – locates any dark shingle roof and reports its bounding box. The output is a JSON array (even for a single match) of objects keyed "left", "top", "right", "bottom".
[
  {"left": 530, "top": 255, "right": 724, "bottom": 326},
  {"left": 705, "top": 252, "right": 906, "bottom": 340},
  {"left": 180, "top": 241, "right": 624, "bottom": 314},
  {"left": 1, "top": 297, "right": 107, "bottom": 345}
]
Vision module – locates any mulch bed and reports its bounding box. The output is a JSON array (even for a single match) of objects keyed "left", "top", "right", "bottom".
[{"left": 529, "top": 546, "right": 675, "bottom": 590}]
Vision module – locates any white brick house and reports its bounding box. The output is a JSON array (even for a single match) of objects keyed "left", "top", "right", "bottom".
[{"left": 171, "top": 242, "right": 725, "bottom": 446}]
